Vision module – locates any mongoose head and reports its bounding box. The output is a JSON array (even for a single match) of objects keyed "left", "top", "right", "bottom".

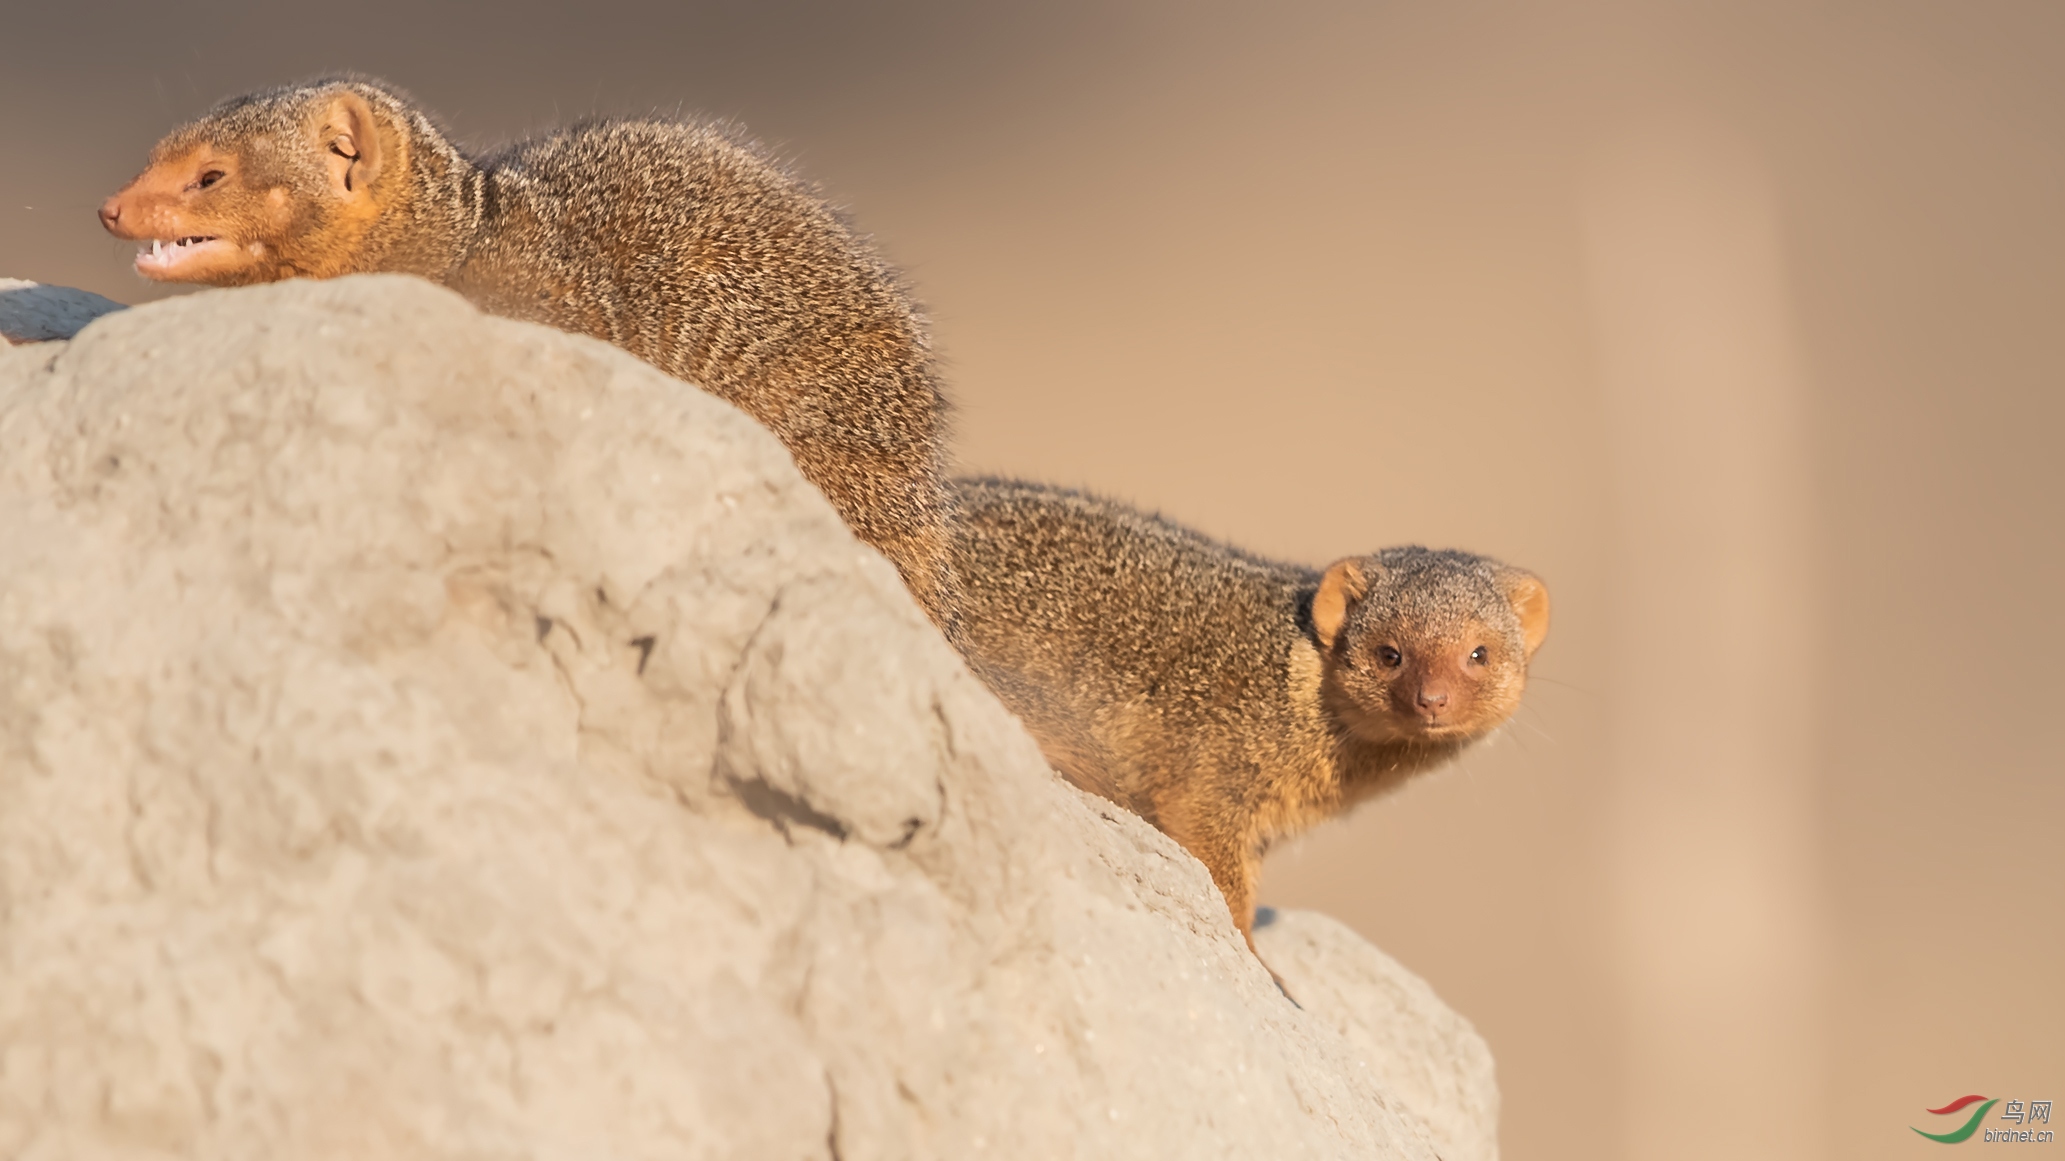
[
  {"left": 99, "top": 78, "right": 424, "bottom": 285},
  {"left": 1309, "top": 547, "right": 1549, "bottom": 745}
]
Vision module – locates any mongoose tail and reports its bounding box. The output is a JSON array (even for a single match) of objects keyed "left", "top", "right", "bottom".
[
  {"left": 100, "top": 78, "right": 964, "bottom": 641},
  {"left": 950, "top": 479, "right": 1550, "bottom": 954}
]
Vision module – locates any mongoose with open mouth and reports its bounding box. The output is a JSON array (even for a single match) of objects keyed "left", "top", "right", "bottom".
[
  {"left": 950, "top": 478, "right": 1550, "bottom": 951},
  {"left": 100, "top": 76, "right": 963, "bottom": 639}
]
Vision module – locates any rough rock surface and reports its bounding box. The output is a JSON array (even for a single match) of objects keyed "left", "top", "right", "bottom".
[
  {"left": 0, "top": 276, "right": 1498, "bottom": 1160},
  {"left": 0, "top": 278, "right": 126, "bottom": 345},
  {"left": 1255, "top": 911, "right": 1500, "bottom": 1161}
]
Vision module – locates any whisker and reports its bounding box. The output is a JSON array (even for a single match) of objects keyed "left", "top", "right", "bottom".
[
  {"left": 1495, "top": 719, "right": 1534, "bottom": 754},
  {"left": 1508, "top": 703, "right": 1557, "bottom": 745},
  {"left": 1448, "top": 749, "right": 1485, "bottom": 807}
]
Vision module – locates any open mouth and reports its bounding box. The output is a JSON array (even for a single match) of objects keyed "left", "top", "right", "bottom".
[{"left": 134, "top": 235, "right": 229, "bottom": 276}]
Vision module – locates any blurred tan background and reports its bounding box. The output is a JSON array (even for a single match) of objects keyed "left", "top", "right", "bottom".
[{"left": 5, "top": 2, "right": 2059, "bottom": 1156}]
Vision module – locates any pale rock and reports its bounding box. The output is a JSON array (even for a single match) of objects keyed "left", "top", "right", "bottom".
[
  {"left": 1256, "top": 910, "right": 1502, "bottom": 1161},
  {"left": 0, "top": 275, "right": 1498, "bottom": 1160}
]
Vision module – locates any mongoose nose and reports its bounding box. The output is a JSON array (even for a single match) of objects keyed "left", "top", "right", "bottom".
[
  {"left": 98, "top": 197, "right": 124, "bottom": 231},
  {"left": 1415, "top": 687, "right": 1450, "bottom": 717}
]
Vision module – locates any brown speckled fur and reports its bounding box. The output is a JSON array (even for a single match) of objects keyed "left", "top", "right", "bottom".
[
  {"left": 950, "top": 478, "right": 1550, "bottom": 950},
  {"left": 103, "top": 77, "right": 961, "bottom": 640}
]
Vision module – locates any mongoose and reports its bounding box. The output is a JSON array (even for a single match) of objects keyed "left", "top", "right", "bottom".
[
  {"left": 98, "top": 76, "right": 962, "bottom": 639},
  {"left": 950, "top": 478, "right": 1550, "bottom": 950}
]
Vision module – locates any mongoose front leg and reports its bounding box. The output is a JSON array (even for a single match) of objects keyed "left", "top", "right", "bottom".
[
  {"left": 1209, "top": 836, "right": 1300, "bottom": 1004},
  {"left": 1155, "top": 804, "right": 1295, "bottom": 994}
]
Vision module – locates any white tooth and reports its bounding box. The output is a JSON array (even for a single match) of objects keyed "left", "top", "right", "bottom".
[{"left": 152, "top": 239, "right": 163, "bottom": 257}]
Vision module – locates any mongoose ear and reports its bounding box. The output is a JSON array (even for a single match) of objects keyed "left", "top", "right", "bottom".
[
  {"left": 1502, "top": 570, "right": 1551, "bottom": 660},
  {"left": 316, "top": 91, "right": 384, "bottom": 197},
  {"left": 1311, "top": 559, "right": 1369, "bottom": 652}
]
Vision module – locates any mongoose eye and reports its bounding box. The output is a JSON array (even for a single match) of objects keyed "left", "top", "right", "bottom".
[
  {"left": 1376, "top": 645, "right": 1402, "bottom": 668},
  {"left": 195, "top": 170, "right": 225, "bottom": 191},
  {"left": 1469, "top": 646, "right": 1488, "bottom": 665}
]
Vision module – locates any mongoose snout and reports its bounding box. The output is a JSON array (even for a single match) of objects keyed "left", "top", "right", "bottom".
[
  {"left": 100, "top": 145, "right": 253, "bottom": 282},
  {"left": 1358, "top": 641, "right": 1498, "bottom": 731},
  {"left": 1396, "top": 654, "right": 1477, "bottom": 727},
  {"left": 1409, "top": 675, "right": 1451, "bottom": 719}
]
